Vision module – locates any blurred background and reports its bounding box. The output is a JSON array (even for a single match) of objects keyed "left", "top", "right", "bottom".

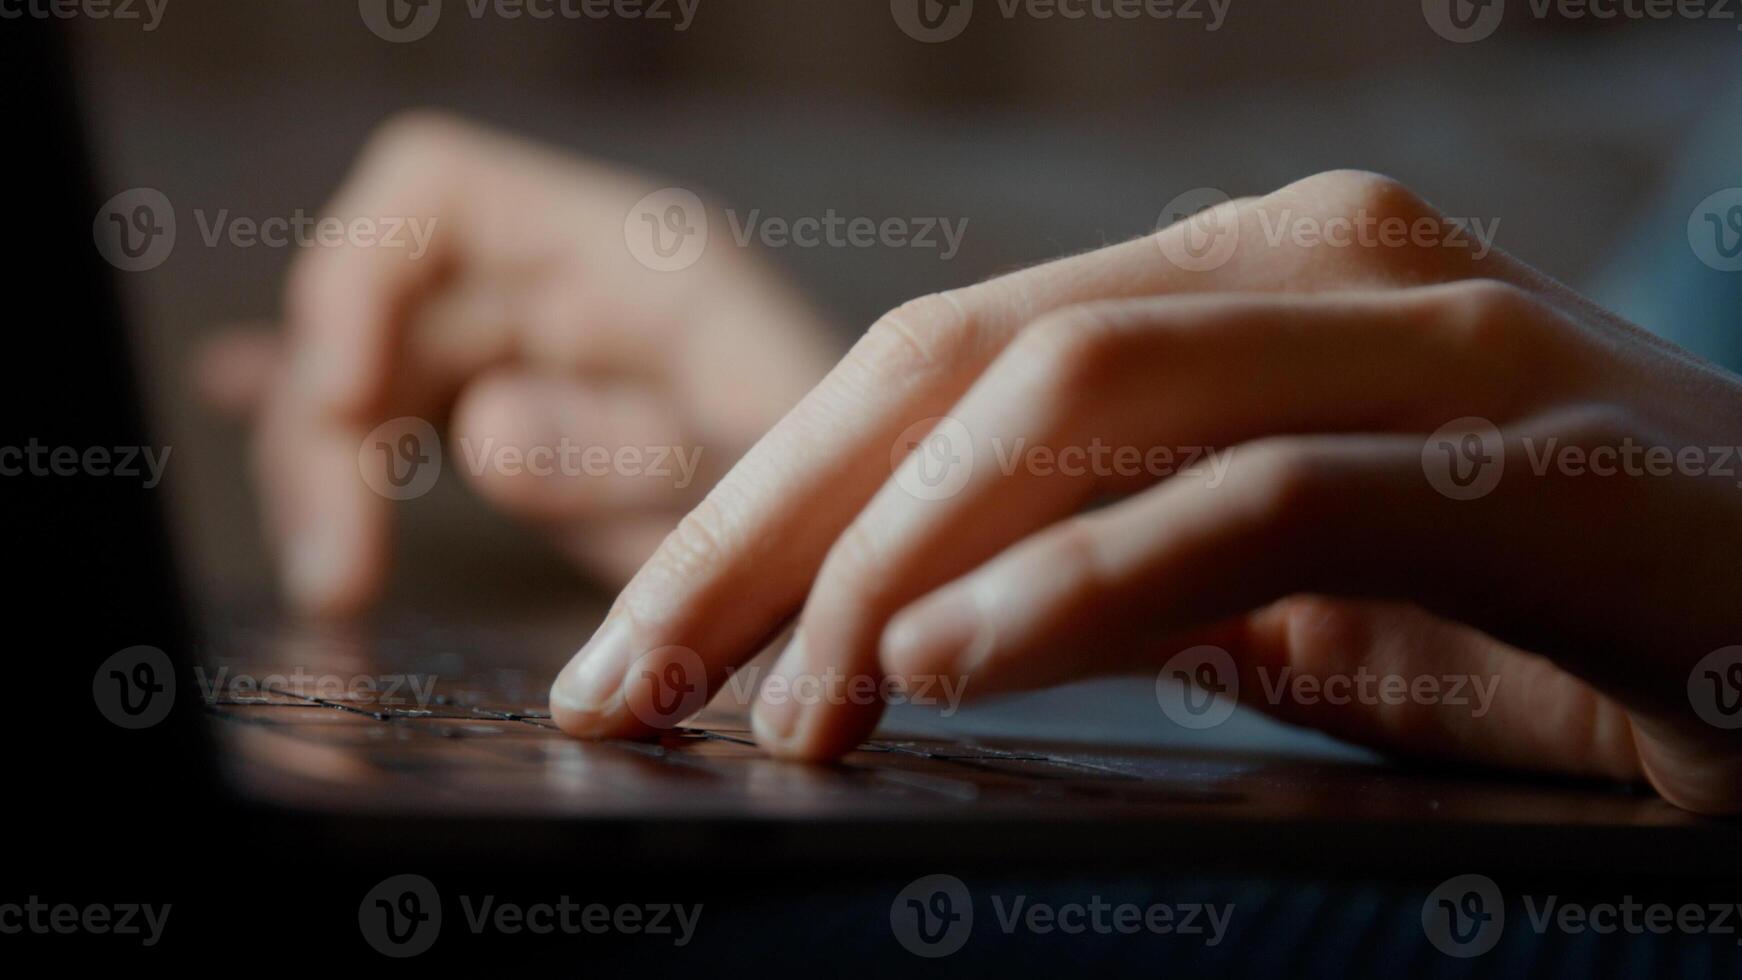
[{"left": 69, "top": 0, "right": 1740, "bottom": 629}]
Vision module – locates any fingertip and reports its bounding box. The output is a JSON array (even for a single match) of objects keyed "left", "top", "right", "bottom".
[
  {"left": 750, "top": 634, "right": 885, "bottom": 762},
  {"left": 548, "top": 616, "right": 651, "bottom": 739},
  {"left": 281, "top": 505, "right": 386, "bottom": 618},
  {"left": 274, "top": 429, "right": 392, "bottom": 619},
  {"left": 548, "top": 696, "right": 627, "bottom": 740}
]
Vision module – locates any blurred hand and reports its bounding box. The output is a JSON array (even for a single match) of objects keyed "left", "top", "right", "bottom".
[
  {"left": 550, "top": 169, "right": 1742, "bottom": 815},
  {"left": 201, "top": 112, "right": 836, "bottom": 615}
]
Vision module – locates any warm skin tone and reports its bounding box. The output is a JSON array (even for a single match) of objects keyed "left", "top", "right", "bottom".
[
  {"left": 214, "top": 114, "right": 1742, "bottom": 815},
  {"left": 204, "top": 114, "right": 837, "bottom": 607}
]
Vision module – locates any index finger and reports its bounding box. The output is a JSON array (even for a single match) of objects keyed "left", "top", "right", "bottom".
[{"left": 546, "top": 228, "right": 1233, "bottom": 736}]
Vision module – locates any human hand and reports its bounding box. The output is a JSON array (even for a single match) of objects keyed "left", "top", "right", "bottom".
[
  {"left": 548, "top": 169, "right": 1742, "bottom": 815},
  {"left": 200, "top": 112, "right": 836, "bottom": 615}
]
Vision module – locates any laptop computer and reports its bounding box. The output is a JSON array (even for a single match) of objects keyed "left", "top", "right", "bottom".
[{"left": 14, "top": 15, "right": 1740, "bottom": 970}]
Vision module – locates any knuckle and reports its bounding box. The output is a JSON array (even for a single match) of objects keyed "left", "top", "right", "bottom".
[
  {"left": 1455, "top": 277, "right": 1539, "bottom": 326},
  {"left": 1044, "top": 515, "right": 1113, "bottom": 599},
  {"left": 1275, "top": 596, "right": 1377, "bottom": 675},
  {"left": 1436, "top": 278, "right": 1542, "bottom": 353},
  {"left": 806, "top": 522, "right": 895, "bottom": 623},
  {"left": 1011, "top": 307, "right": 1126, "bottom": 398},
  {"left": 820, "top": 521, "right": 889, "bottom": 595},
  {"left": 1235, "top": 439, "right": 1334, "bottom": 530},
  {"left": 852, "top": 291, "right": 977, "bottom": 378},
  {"left": 1311, "top": 169, "right": 1429, "bottom": 222},
  {"left": 1555, "top": 402, "right": 1643, "bottom": 448}
]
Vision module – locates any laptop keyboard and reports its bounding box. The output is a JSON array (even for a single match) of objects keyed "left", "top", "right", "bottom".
[{"left": 202, "top": 661, "right": 1236, "bottom": 812}]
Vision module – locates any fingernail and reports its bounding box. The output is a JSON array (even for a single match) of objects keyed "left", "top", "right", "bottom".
[
  {"left": 752, "top": 633, "right": 807, "bottom": 748},
  {"left": 550, "top": 616, "right": 635, "bottom": 715},
  {"left": 883, "top": 588, "right": 986, "bottom": 677}
]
